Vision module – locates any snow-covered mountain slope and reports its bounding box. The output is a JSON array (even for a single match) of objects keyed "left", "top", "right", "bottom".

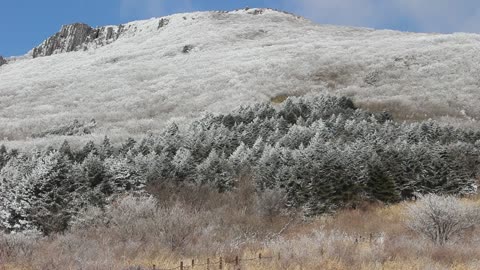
[{"left": 1, "top": 8, "right": 480, "bottom": 145}]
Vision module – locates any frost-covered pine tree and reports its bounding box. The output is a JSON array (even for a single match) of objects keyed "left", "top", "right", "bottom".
[
  {"left": 104, "top": 152, "right": 144, "bottom": 193},
  {"left": 171, "top": 147, "right": 195, "bottom": 181},
  {"left": 58, "top": 140, "right": 74, "bottom": 161},
  {"left": 303, "top": 175, "right": 338, "bottom": 215},
  {"left": 99, "top": 135, "right": 114, "bottom": 159},
  {"left": 229, "top": 142, "right": 252, "bottom": 173},
  {"left": 256, "top": 144, "right": 283, "bottom": 190},
  {"left": 120, "top": 137, "right": 137, "bottom": 156},
  {"left": 196, "top": 149, "right": 234, "bottom": 192},
  {"left": 249, "top": 137, "right": 265, "bottom": 162},
  {"left": 78, "top": 140, "right": 98, "bottom": 161},
  {"left": 0, "top": 155, "right": 36, "bottom": 232},
  {"left": 133, "top": 151, "right": 167, "bottom": 184},
  {"left": 366, "top": 154, "right": 400, "bottom": 203},
  {"left": 0, "top": 144, "right": 9, "bottom": 170},
  {"left": 25, "top": 151, "right": 76, "bottom": 234},
  {"left": 280, "top": 98, "right": 302, "bottom": 124},
  {"left": 136, "top": 137, "right": 153, "bottom": 156},
  {"left": 82, "top": 153, "right": 107, "bottom": 195},
  {"left": 278, "top": 124, "right": 314, "bottom": 149}
]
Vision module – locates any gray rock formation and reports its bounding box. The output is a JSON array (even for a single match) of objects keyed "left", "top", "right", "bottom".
[
  {"left": 32, "top": 23, "right": 125, "bottom": 58},
  {"left": 0, "top": 56, "right": 6, "bottom": 66}
]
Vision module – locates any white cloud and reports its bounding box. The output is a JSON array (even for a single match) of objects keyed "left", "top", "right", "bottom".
[
  {"left": 282, "top": 0, "right": 385, "bottom": 28},
  {"left": 397, "top": 0, "right": 480, "bottom": 33},
  {"left": 120, "top": 0, "right": 192, "bottom": 18},
  {"left": 285, "top": 0, "right": 480, "bottom": 33}
]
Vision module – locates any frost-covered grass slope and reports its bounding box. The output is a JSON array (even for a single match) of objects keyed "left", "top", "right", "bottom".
[{"left": 1, "top": 8, "right": 480, "bottom": 144}]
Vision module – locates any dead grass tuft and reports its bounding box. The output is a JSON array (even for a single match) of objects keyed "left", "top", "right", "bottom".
[
  {"left": 271, "top": 95, "right": 290, "bottom": 104},
  {"left": 2, "top": 185, "right": 480, "bottom": 270}
]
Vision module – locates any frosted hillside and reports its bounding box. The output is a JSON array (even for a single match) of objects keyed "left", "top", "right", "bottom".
[{"left": 1, "top": 8, "right": 480, "bottom": 145}]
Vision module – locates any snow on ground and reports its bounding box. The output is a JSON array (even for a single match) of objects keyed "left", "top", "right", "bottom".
[{"left": 1, "top": 8, "right": 480, "bottom": 147}]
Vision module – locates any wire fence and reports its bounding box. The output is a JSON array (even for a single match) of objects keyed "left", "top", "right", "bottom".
[
  {"left": 130, "top": 233, "right": 385, "bottom": 270},
  {"left": 132, "top": 253, "right": 280, "bottom": 270}
]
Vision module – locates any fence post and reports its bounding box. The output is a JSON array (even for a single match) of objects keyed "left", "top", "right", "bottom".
[
  {"left": 180, "top": 261, "right": 184, "bottom": 270},
  {"left": 278, "top": 252, "right": 281, "bottom": 260},
  {"left": 207, "top": 258, "right": 210, "bottom": 270},
  {"left": 192, "top": 259, "right": 195, "bottom": 268},
  {"left": 219, "top": 257, "right": 223, "bottom": 270},
  {"left": 235, "top": 256, "right": 239, "bottom": 266},
  {"left": 259, "top": 253, "right": 262, "bottom": 260}
]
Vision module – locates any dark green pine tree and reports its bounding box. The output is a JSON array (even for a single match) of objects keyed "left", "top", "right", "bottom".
[
  {"left": 304, "top": 177, "right": 337, "bottom": 215},
  {"left": 99, "top": 136, "right": 114, "bottom": 159},
  {"left": 172, "top": 147, "right": 195, "bottom": 181},
  {"left": 366, "top": 160, "right": 400, "bottom": 204},
  {"left": 333, "top": 171, "right": 365, "bottom": 209},
  {"left": 249, "top": 137, "right": 264, "bottom": 162},
  {"left": 136, "top": 137, "right": 152, "bottom": 156},
  {"left": 0, "top": 144, "right": 7, "bottom": 169},
  {"left": 196, "top": 150, "right": 234, "bottom": 192},
  {"left": 29, "top": 153, "right": 76, "bottom": 234},
  {"left": 255, "top": 144, "right": 283, "bottom": 190},
  {"left": 82, "top": 153, "right": 106, "bottom": 190},
  {"left": 120, "top": 137, "right": 136, "bottom": 155},
  {"left": 59, "top": 140, "right": 74, "bottom": 161},
  {"left": 441, "top": 145, "right": 475, "bottom": 195},
  {"left": 280, "top": 99, "right": 301, "bottom": 124},
  {"left": 76, "top": 140, "right": 98, "bottom": 162},
  {"left": 160, "top": 122, "right": 182, "bottom": 158},
  {"left": 285, "top": 180, "right": 302, "bottom": 208}
]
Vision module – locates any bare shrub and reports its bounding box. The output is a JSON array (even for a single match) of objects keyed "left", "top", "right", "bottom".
[
  {"left": 155, "top": 203, "right": 205, "bottom": 251},
  {"left": 182, "top": 45, "right": 194, "bottom": 53},
  {"left": 255, "top": 188, "right": 287, "bottom": 219},
  {"left": 406, "top": 194, "right": 480, "bottom": 245},
  {"left": 146, "top": 181, "right": 231, "bottom": 211},
  {"left": 69, "top": 206, "right": 107, "bottom": 231},
  {"left": 106, "top": 195, "right": 158, "bottom": 241},
  {"left": 76, "top": 195, "right": 206, "bottom": 252}
]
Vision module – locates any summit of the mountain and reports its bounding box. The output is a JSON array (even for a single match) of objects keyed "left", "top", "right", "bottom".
[
  {"left": 0, "top": 56, "right": 6, "bottom": 66},
  {"left": 31, "top": 23, "right": 123, "bottom": 58},
  {"left": 30, "top": 8, "right": 296, "bottom": 58}
]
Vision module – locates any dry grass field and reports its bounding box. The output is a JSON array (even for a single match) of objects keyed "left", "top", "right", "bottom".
[{"left": 1, "top": 180, "right": 479, "bottom": 270}]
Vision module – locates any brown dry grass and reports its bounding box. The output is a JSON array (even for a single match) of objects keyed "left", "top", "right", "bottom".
[
  {"left": 1, "top": 186, "right": 480, "bottom": 270},
  {"left": 271, "top": 95, "right": 290, "bottom": 104},
  {"left": 355, "top": 98, "right": 480, "bottom": 129}
]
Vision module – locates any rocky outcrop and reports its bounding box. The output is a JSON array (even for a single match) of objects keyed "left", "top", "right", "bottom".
[
  {"left": 32, "top": 23, "right": 125, "bottom": 58},
  {"left": 0, "top": 56, "right": 6, "bottom": 66}
]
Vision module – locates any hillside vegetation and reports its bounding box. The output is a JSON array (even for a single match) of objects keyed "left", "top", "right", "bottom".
[
  {"left": 1, "top": 187, "right": 480, "bottom": 270},
  {"left": 1, "top": 8, "right": 480, "bottom": 146},
  {"left": 0, "top": 94, "right": 479, "bottom": 269},
  {"left": 1, "top": 94, "right": 479, "bottom": 234}
]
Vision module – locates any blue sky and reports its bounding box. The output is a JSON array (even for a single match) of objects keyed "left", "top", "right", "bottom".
[{"left": 2, "top": 0, "right": 480, "bottom": 57}]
